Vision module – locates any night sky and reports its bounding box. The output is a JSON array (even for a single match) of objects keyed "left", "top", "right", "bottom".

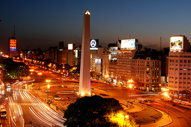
[{"left": 1, "top": 0, "right": 191, "bottom": 53}]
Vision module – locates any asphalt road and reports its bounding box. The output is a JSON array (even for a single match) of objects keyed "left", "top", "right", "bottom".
[
  {"left": 5, "top": 66, "right": 191, "bottom": 127},
  {"left": 6, "top": 79, "right": 65, "bottom": 127},
  {"left": 150, "top": 100, "right": 191, "bottom": 127}
]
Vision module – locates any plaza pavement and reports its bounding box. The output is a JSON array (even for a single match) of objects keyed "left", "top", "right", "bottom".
[
  {"left": 124, "top": 102, "right": 172, "bottom": 127},
  {"left": 29, "top": 83, "right": 172, "bottom": 127}
]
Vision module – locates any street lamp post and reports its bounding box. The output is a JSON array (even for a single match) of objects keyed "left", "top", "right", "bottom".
[
  {"left": 119, "top": 113, "right": 129, "bottom": 127},
  {"left": 46, "top": 79, "right": 51, "bottom": 99},
  {"left": 37, "top": 72, "right": 42, "bottom": 93},
  {"left": 164, "top": 92, "right": 169, "bottom": 116},
  {"left": 129, "top": 84, "right": 132, "bottom": 101}
]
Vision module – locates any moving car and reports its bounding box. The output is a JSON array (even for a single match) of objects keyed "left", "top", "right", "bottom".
[
  {"left": 0, "top": 108, "right": 6, "bottom": 118},
  {"left": 173, "top": 99, "right": 181, "bottom": 103}
]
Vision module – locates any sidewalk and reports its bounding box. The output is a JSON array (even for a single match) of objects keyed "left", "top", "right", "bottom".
[
  {"left": 140, "top": 109, "right": 172, "bottom": 127},
  {"left": 124, "top": 102, "right": 146, "bottom": 113},
  {"left": 122, "top": 102, "right": 172, "bottom": 127}
]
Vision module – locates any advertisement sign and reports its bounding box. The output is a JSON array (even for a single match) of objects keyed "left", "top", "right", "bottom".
[
  {"left": 90, "top": 39, "right": 99, "bottom": 50},
  {"left": 75, "top": 50, "right": 78, "bottom": 58},
  {"left": 9, "top": 39, "right": 17, "bottom": 51},
  {"left": 110, "top": 47, "right": 118, "bottom": 60},
  {"left": 170, "top": 36, "right": 183, "bottom": 51},
  {"left": 68, "top": 43, "right": 73, "bottom": 50},
  {"left": 121, "top": 39, "right": 136, "bottom": 50},
  {"left": 95, "top": 58, "right": 101, "bottom": 64}
]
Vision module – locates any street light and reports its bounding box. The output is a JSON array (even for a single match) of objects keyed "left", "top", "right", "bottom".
[
  {"left": 46, "top": 79, "right": 51, "bottom": 83},
  {"left": 46, "top": 79, "right": 51, "bottom": 99},
  {"left": 119, "top": 113, "right": 129, "bottom": 126},
  {"left": 164, "top": 92, "right": 169, "bottom": 117},
  {"left": 129, "top": 84, "right": 132, "bottom": 101},
  {"left": 46, "top": 79, "right": 51, "bottom": 89},
  {"left": 38, "top": 72, "right": 42, "bottom": 91}
]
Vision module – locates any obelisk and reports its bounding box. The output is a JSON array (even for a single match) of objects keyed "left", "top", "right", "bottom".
[{"left": 79, "top": 9, "right": 91, "bottom": 96}]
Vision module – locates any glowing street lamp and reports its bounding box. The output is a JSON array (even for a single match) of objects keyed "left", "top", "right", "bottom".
[
  {"left": 164, "top": 92, "right": 168, "bottom": 97},
  {"left": 46, "top": 79, "right": 51, "bottom": 83},
  {"left": 38, "top": 72, "right": 42, "bottom": 76},
  {"left": 129, "top": 84, "right": 132, "bottom": 89},
  {"left": 46, "top": 79, "right": 51, "bottom": 89},
  {"left": 129, "top": 84, "right": 133, "bottom": 101},
  {"left": 118, "top": 113, "right": 129, "bottom": 126},
  {"left": 37, "top": 72, "right": 42, "bottom": 91},
  {"left": 164, "top": 92, "right": 169, "bottom": 117}
]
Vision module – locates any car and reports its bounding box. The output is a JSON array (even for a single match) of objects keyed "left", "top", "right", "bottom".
[
  {"left": 45, "top": 90, "right": 50, "bottom": 92},
  {"left": 54, "top": 95, "right": 61, "bottom": 100},
  {"left": 180, "top": 101, "right": 189, "bottom": 105},
  {"left": 0, "top": 109, "right": 6, "bottom": 118},
  {"left": 173, "top": 99, "right": 181, "bottom": 103}
]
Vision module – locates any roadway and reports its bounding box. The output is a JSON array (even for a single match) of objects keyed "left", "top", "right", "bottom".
[
  {"left": 28, "top": 68, "right": 191, "bottom": 127},
  {"left": 5, "top": 65, "right": 191, "bottom": 127},
  {"left": 5, "top": 79, "right": 65, "bottom": 127},
  {"left": 149, "top": 100, "right": 191, "bottom": 127}
]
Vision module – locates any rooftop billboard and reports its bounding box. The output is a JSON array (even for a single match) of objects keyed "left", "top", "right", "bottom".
[
  {"left": 110, "top": 47, "right": 118, "bottom": 60},
  {"left": 170, "top": 36, "right": 183, "bottom": 52},
  {"left": 95, "top": 58, "right": 101, "bottom": 64},
  {"left": 68, "top": 43, "right": 74, "bottom": 50},
  {"left": 121, "top": 39, "right": 136, "bottom": 50},
  {"left": 90, "top": 39, "right": 99, "bottom": 50}
]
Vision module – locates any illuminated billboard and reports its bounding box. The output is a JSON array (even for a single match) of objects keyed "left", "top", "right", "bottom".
[
  {"left": 170, "top": 36, "right": 183, "bottom": 51},
  {"left": 75, "top": 50, "right": 78, "bottom": 58},
  {"left": 90, "top": 39, "right": 99, "bottom": 50},
  {"left": 68, "top": 43, "right": 74, "bottom": 50},
  {"left": 121, "top": 39, "right": 135, "bottom": 50},
  {"left": 95, "top": 58, "right": 101, "bottom": 64},
  {"left": 110, "top": 47, "right": 118, "bottom": 60},
  {"left": 9, "top": 39, "right": 17, "bottom": 51}
]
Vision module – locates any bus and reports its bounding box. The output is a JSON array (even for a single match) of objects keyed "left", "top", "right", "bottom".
[{"left": 0, "top": 108, "right": 6, "bottom": 118}]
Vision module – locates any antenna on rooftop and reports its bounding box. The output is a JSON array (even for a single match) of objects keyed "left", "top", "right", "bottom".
[{"left": 13, "top": 25, "right": 15, "bottom": 37}]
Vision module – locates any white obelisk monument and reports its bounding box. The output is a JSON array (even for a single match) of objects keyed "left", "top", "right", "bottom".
[{"left": 79, "top": 10, "right": 91, "bottom": 96}]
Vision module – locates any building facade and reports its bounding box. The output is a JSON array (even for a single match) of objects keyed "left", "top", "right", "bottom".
[
  {"left": 131, "top": 49, "right": 161, "bottom": 91},
  {"left": 168, "top": 35, "right": 191, "bottom": 100}
]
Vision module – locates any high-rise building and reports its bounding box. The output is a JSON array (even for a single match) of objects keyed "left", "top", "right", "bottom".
[
  {"left": 102, "top": 50, "right": 110, "bottom": 79},
  {"left": 168, "top": 35, "right": 191, "bottom": 100},
  {"left": 115, "top": 39, "right": 137, "bottom": 82},
  {"left": 90, "top": 46, "right": 103, "bottom": 75},
  {"left": 59, "top": 41, "right": 64, "bottom": 51},
  {"left": 9, "top": 25, "right": 19, "bottom": 58},
  {"left": 132, "top": 48, "right": 161, "bottom": 91}
]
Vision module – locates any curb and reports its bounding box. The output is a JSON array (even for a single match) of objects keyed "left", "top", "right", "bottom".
[
  {"left": 140, "top": 107, "right": 172, "bottom": 127},
  {"left": 127, "top": 103, "right": 147, "bottom": 114}
]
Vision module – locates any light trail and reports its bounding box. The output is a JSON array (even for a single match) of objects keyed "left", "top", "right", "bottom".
[
  {"left": 29, "top": 107, "right": 53, "bottom": 126},
  {"left": 9, "top": 108, "right": 16, "bottom": 126}
]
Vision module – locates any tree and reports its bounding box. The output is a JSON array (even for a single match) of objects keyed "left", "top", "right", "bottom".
[
  {"left": 64, "top": 95, "right": 123, "bottom": 127},
  {"left": 2, "top": 58, "right": 29, "bottom": 79}
]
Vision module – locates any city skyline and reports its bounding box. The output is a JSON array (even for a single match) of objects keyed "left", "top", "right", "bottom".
[{"left": 1, "top": 0, "right": 191, "bottom": 53}]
